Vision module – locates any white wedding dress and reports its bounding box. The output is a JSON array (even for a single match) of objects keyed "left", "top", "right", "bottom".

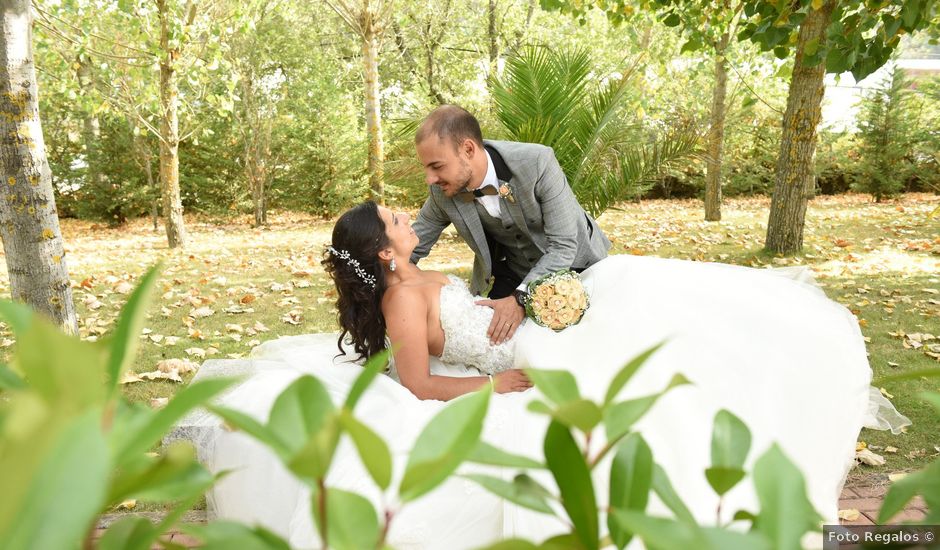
[{"left": 176, "top": 255, "right": 909, "bottom": 549}]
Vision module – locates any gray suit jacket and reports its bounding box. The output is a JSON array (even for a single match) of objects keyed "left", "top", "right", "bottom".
[{"left": 410, "top": 140, "right": 611, "bottom": 295}]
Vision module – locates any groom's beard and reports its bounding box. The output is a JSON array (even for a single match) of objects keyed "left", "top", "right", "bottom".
[{"left": 443, "top": 161, "right": 474, "bottom": 196}]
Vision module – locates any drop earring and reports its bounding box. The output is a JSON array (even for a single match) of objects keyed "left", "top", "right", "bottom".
[{"left": 389, "top": 258, "right": 397, "bottom": 272}]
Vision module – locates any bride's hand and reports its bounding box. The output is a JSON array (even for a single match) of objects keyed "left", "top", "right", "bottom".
[{"left": 493, "top": 369, "right": 532, "bottom": 394}]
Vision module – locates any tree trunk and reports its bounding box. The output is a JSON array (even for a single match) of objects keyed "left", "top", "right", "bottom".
[
  {"left": 487, "top": 0, "right": 498, "bottom": 77},
  {"left": 704, "top": 34, "right": 730, "bottom": 222},
  {"left": 361, "top": 13, "right": 384, "bottom": 204},
  {"left": 0, "top": 0, "right": 77, "bottom": 333},
  {"left": 75, "top": 56, "right": 103, "bottom": 189},
  {"left": 764, "top": 0, "right": 834, "bottom": 254},
  {"left": 158, "top": 0, "right": 186, "bottom": 248},
  {"left": 127, "top": 116, "right": 158, "bottom": 231}
]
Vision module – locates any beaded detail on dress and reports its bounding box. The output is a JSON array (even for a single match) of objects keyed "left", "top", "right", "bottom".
[{"left": 438, "top": 275, "right": 514, "bottom": 375}]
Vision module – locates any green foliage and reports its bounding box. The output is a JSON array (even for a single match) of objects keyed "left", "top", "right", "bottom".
[
  {"left": 399, "top": 387, "right": 492, "bottom": 501},
  {"left": 853, "top": 67, "right": 937, "bottom": 201},
  {"left": 6, "top": 269, "right": 940, "bottom": 548},
  {"left": 0, "top": 264, "right": 235, "bottom": 549},
  {"left": 736, "top": 0, "right": 937, "bottom": 81},
  {"left": 491, "top": 46, "right": 701, "bottom": 217}
]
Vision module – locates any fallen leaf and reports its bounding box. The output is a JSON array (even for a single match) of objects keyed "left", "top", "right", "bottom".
[
  {"left": 119, "top": 372, "right": 142, "bottom": 384},
  {"left": 150, "top": 397, "right": 169, "bottom": 409},
  {"left": 184, "top": 347, "right": 206, "bottom": 359},
  {"left": 155, "top": 358, "right": 199, "bottom": 374},
  {"left": 281, "top": 310, "right": 303, "bottom": 325},
  {"left": 885, "top": 446, "right": 898, "bottom": 453},
  {"left": 138, "top": 370, "right": 183, "bottom": 383},
  {"left": 856, "top": 448, "right": 885, "bottom": 466},
  {"left": 117, "top": 500, "right": 137, "bottom": 510},
  {"left": 114, "top": 281, "right": 133, "bottom": 294},
  {"left": 880, "top": 387, "right": 894, "bottom": 399},
  {"left": 888, "top": 472, "right": 908, "bottom": 482},
  {"left": 190, "top": 307, "right": 215, "bottom": 318},
  {"left": 838, "top": 509, "right": 860, "bottom": 521}
]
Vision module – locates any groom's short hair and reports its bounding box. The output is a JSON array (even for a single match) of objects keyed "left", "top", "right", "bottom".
[{"left": 415, "top": 105, "right": 484, "bottom": 150}]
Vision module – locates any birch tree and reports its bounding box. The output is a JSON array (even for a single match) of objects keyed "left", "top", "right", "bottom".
[{"left": 0, "top": 0, "right": 77, "bottom": 332}]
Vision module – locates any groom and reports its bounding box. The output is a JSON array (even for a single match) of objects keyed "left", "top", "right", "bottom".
[{"left": 410, "top": 105, "right": 611, "bottom": 345}]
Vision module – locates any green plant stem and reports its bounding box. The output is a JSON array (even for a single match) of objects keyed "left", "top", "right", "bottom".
[
  {"left": 317, "top": 477, "right": 328, "bottom": 549},
  {"left": 377, "top": 508, "right": 395, "bottom": 549}
]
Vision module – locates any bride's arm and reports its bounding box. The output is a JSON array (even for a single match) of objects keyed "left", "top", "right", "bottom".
[{"left": 384, "top": 288, "right": 524, "bottom": 401}]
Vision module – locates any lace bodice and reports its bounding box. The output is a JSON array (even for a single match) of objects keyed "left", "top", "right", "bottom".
[{"left": 438, "top": 275, "right": 515, "bottom": 375}]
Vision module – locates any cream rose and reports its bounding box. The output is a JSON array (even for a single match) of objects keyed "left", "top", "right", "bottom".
[
  {"left": 554, "top": 279, "right": 576, "bottom": 296},
  {"left": 534, "top": 284, "right": 555, "bottom": 299},
  {"left": 548, "top": 295, "right": 567, "bottom": 311},
  {"left": 555, "top": 308, "right": 576, "bottom": 325}
]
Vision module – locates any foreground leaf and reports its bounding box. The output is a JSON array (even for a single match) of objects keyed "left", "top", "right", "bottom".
[
  {"left": 545, "top": 420, "right": 598, "bottom": 549},
  {"left": 105, "top": 264, "right": 163, "bottom": 396},
  {"left": 462, "top": 473, "right": 555, "bottom": 515},
  {"left": 752, "top": 444, "right": 823, "bottom": 550},
  {"left": 267, "top": 375, "right": 335, "bottom": 456},
  {"left": 651, "top": 464, "right": 696, "bottom": 526},
  {"left": 524, "top": 368, "right": 580, "bottom": 405},
  {"left": 0, "top": 409, "right": 110, "bottom": 550},
  {"left": 610, "top": 509, "right": 772, "bottom": 550},
  {"left": 466, "top": 440, "right": 545, "bottom": 470},
  {"left": 603, "top": 342, "right": 666, "bottom": 406},
  {"left": 339, "top": 409, "right": 391, "bottom": 490},
  {"left": 608, "top": 433, "right": 653, "bottom": 549},
  {"left": 310, "top": 487, "right": 380, "bottom": 550},
  {"left": 399, "top": 387, "right": 491, "bottom": 502},
  {"left": 182, "top": 521, "right": 291, "bottom": 550},
  {"left": 344, "top": 350, "right": 390, "bottom": 410}
]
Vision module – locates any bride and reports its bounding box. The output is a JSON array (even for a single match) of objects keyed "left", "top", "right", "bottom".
[{"left": 184, "top": 201, "right": 909, "bottom": 549}]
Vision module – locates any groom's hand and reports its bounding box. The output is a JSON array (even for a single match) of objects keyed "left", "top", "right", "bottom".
[{"left": 476, "top": 296, "right": 524, "bottom": 345}]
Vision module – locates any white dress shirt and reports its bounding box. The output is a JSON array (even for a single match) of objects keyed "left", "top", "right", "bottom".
[{"left": 474, "top": 151, "right": 502, "bottom": 218}]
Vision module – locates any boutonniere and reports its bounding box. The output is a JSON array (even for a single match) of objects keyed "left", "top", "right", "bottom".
[{"left": 498, "top": 183, "right": 515, "bottom": 203}]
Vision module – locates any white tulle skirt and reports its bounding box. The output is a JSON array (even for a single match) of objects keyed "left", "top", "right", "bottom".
[{"left": 179, "top": 255, "right": 909, "bottom": 549}]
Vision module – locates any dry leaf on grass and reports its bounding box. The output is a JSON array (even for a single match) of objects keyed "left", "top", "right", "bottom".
[
  {"left": 113, "top": 281, "right": 133, "bottom": 294},
  {"left": 185, "top": 347, "right": 206, "bottom": 359},
  {"left": 281, "top": 310, "right": 303, "bottom": 325},
  {"left": 856, "top": 449, "right": 886, "bottom": 466},
  {"left": 139, "top": 370, "right": 183, "bottom": 383},
  {"left": 838, "top": 509, "right": 860, "bottom": 521},
  {"left": 156, "top": 358, "right": 199, "bottom": 374},
  {"left": 119, "top": 372, "right": 142, "bottom": 384},
  {"left": 190, "top": 307, "right": 215, "bottom": 318}
]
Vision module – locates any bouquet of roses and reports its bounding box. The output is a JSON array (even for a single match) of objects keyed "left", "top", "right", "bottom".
[{"left": 523, "top": 270, "right": 590, "bottom": 331}]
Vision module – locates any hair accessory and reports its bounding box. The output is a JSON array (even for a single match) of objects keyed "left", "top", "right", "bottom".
[
  {"left": 327, "top": 246, "right": 377, "bottom": 289},
  {"left": 389, "top": 257, "right": 397, "bottom": 272}
]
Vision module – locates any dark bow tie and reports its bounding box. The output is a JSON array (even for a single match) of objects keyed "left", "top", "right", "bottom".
[{"left": 457, "top": 185, "right": 498, "bottom": 202}]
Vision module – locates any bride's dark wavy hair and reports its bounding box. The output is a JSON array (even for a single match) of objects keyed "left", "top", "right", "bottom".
[{"left": 322, "top": 201, "right": 390, "bottom": 361}]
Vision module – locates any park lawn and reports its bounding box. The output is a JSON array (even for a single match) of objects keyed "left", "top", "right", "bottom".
[{"left": 0, "top": 193, "right": 937, "bottom": 484}]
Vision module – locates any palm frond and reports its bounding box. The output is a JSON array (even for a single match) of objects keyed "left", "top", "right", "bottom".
[
  {"left": 576, "top": 122, "right": 703, "bottom": 218},
  {"left": 491, "top": 47, "right": 701, "bottom": 218}
]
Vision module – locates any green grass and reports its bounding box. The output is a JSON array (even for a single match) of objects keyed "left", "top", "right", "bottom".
[{"left": 1, "top": 193, "right": 937, "bottom": 482}]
